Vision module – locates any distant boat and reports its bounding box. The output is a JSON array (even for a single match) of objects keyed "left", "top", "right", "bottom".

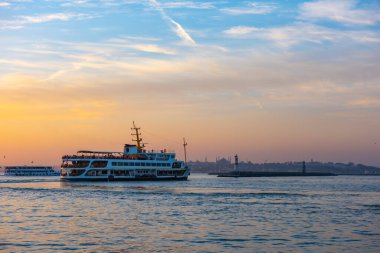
[
  {"left": 60, "top": 122, "right": 191, "bottom": 181},
  {"left": 4, "top": 166, "right": 59, "bottom": 176}
]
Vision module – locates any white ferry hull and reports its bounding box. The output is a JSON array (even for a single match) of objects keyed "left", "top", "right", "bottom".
[
  {"left": 60, "top": 175, "right": 189, "bottom": 181},
  {"left": 60, "top": 164, "right": 191, "bottom": 181},
  {"left": 60, "top": 168, "right": 190, "bottom": 181}
]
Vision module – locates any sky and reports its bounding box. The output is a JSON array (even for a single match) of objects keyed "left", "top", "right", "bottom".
[{"left": 0, "top": 0, "right": 380, "bottom": 166}]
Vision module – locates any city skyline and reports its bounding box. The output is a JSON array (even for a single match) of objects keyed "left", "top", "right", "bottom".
[{"left": 1, "top": 0, "right": 380, "bottom": 166}]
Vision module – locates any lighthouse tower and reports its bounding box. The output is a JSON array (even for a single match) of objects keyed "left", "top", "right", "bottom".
[{"left": 234, "top": 154, "right": 239, "bottom": 172}]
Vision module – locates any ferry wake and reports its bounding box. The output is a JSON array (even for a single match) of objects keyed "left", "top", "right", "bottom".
[{"left": 60, "top": 122, "right": 190, "bottom": 181}]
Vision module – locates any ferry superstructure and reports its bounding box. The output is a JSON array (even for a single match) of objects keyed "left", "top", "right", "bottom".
[
  {"left": 60, "top": 122, "right": 190, "bottom": 181},
  {"left": 4, "top": 166, "right": 59, "bottom": 176}
]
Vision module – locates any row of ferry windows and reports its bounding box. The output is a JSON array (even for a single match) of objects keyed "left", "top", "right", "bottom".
[{"left": 111, "top": 162, "right": 171, "bottom": 167}]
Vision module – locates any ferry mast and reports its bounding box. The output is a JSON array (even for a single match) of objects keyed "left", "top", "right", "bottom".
[{"left": 131, "top": 121, "right": 144, "bottom": 152}]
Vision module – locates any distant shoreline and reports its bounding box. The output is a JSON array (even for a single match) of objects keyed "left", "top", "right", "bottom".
[{"left": 189, "top": 160, "right": 380, "bottom": 175}]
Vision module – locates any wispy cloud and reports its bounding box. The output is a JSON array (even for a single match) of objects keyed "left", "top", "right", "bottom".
[
  {"left": 0, "top": 12, "right": 96, "bottom": 30},
  {"left": 3, "top": 40, "right": 380, "bottom": 115},
  {"left": 80, "top": 37, "right": 177, "bottom": 55},
  {"left": 223, "top": 26, "right": 258, "bottom": 36},
  {"left": 350, "top": 97, "right": 380, "bottom": 108},
  {"left": 108, "top": 40, "right": 176, "bottom": 55},
  {"left": 0, "top": 58, "right": 61, "bottom": 70},
  {"left": 2, "top": 38, "right": 179, "bottom": 82},
  {"left": 0, "top": 2, "right": 11, "bottom": 7},
  {"left": 61, "top": 0, "right": 94, "bottom": 7},
  {"left": 221, "top": 2, "right": 276, "bottom": 15},
  {"left": 148, "top": 0, "right": 196, "bottom": 46},
  {"left": 126, "top": 44, "right": 176, "bottom": 55},
  {"left": 224, "top": 23, "right": 380, "bottom": 47},
  {"left": 158, "top": 1, "right": 217, "bottom": 9},
  {"left": 223, "top": 1, "right": 380, "bottom": 48},
  {"left": 20, "top": 13, "right": 91, "bottom": 23},
  {"left": 300, "top": 0, "right": 380, "bottom": 26}
]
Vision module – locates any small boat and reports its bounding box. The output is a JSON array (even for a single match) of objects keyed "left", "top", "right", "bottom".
[
  {"left": 60, "top": 122, "right": 190, "bottom": 181},
  {"left": 4, "top": 166, "right": 59, "bottom": 176}
]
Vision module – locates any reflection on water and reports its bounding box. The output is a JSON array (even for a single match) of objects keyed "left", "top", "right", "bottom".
[{"left": 1, "top": 175, "right": 379, "bottom": 252}]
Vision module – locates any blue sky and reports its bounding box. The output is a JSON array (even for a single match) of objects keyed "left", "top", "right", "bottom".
[
  {"left": 2, "top": 1, "right": 379, "bottom": 50},
  {"left": 1, "top": 0, "right": 380, "bottom": 166}
]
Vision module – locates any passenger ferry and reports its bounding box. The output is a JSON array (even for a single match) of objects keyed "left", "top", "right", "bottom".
[
  {"left": 4, "top": 166, "right": 59, "bottom": 176},
  {"left": 60, "top": 122, "right": 190, "bottom": 181}
]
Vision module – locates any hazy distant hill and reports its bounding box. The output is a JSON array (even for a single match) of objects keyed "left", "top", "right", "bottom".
[{"left": 189, "top": 159, "right": 380, "bottom": 175}]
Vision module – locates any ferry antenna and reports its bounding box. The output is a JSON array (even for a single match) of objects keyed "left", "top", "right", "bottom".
[{"left": 183, "top": 137, "right": 188, "bottom": 165}]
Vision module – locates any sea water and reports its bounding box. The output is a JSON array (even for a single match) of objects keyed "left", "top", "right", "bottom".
[{"left": 1, "top": 174, "right": 379, "bottom": 252}]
